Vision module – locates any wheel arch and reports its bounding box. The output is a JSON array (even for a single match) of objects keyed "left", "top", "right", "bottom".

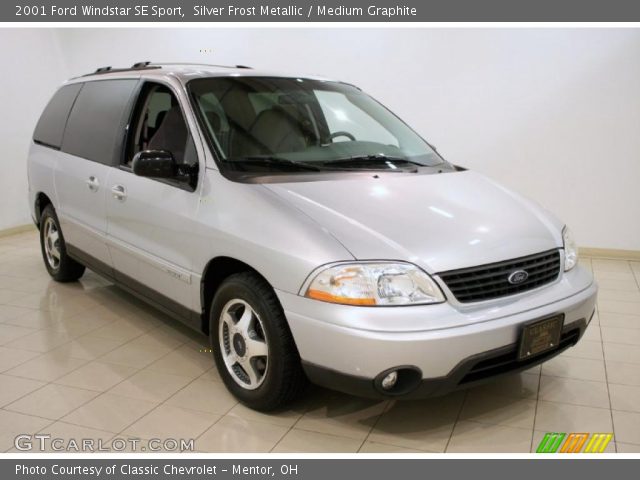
[
  {"left": 34, "top": 192, "right": 53, "bottom": 228},
  {"left": 200, "top": 256, "right": 281, "bottom": 335}
]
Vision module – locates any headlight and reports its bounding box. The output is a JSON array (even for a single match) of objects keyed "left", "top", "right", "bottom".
[
  {"left": 305, "top": 262, "right": 445, "bottom": 306},
  {"left": 563, "top": 226, "right": 578, "bottom": 271}
]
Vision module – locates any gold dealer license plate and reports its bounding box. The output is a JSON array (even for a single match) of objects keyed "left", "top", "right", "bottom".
[{"left": 518, "top": 315, "right": 564, "bottom": 361}]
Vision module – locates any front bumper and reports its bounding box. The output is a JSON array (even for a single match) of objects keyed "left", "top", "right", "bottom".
[{"left": 277, "top": 265, "right": 597, "bottom": 399}]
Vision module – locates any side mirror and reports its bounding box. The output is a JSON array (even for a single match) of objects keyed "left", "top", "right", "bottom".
[{"left": 132, "top": 150, "right": 177, "bottom": 178}]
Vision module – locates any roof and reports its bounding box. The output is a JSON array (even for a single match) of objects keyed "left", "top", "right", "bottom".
[{"left": 68, "top": 62, "right": 337, "bottom": 85}]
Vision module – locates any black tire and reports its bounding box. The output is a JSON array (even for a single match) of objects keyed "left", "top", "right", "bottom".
[
  {"left": 39, "top": 205, "right": 85, "bottom": 282},
  {"left": 210, "top": 272, "right": 307, "bottom": 411}
]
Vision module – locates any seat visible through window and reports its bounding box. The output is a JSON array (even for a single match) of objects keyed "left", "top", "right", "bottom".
[
  {"left": 125, "top": 83, "right": 197, "bottom": 169},
  {"left": 248, "top": 107, "right": 307, "bottom": 154},
  {"left": 148, "top": 105, "right": 188, "bottom": 163}
]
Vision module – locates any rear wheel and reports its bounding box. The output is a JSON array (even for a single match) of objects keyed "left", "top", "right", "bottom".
[
  {"left": 39, "top": 205, "right": 85, "bottom": 282},
  {"left": 210, "top": 272, "right": 306, "bottom": 411}
]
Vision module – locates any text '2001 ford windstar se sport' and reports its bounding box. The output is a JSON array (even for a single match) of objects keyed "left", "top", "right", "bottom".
[{"left": 28, "top": 62, "right": 597, "bottom": 410}]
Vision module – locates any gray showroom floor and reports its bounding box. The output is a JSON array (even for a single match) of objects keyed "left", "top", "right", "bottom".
[{"left": 1, "top": 229, "right": 640, "bottom": 453}]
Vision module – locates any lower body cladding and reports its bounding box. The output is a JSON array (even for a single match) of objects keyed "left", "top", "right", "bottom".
[{"left": 277, "top": 268, "right": 597, "bottom": 399}]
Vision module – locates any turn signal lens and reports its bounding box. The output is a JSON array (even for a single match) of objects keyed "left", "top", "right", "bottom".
[{"left": 306, "top": 289, "right": 376, "bottom": 306}]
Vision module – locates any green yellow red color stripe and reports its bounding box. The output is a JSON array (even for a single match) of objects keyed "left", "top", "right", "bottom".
[{"left": 536, "top": 433, "right": 613, "bottom": 453}]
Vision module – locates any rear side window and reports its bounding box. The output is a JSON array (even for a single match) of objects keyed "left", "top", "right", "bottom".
[
  {"left": 33, "top": 83, "right": 82, "bottom": 149},
  {"left": 62, "top": 79, "right": 138, "bottom": 165}
]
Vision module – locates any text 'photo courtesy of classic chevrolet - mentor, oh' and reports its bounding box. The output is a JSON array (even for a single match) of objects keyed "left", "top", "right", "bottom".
[{"left": 27, "top": 62, "right": 597, "bottom": 411}]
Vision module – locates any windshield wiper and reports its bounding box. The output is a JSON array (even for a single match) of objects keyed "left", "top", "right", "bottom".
[
  {"left": 226, "top": 155, "right": 423, "bottom": 173},
  {"left": 319, "top": 155, "right": 424, "bottom": 169},
  {"left": 226, "top": 156, "right": 325, "bottom": 172}
]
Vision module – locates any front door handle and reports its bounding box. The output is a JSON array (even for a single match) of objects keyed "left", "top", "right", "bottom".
[
  {"left": 111, "top": 184, "right": 127, "bottom": 201},
  {"left": 86, "top": 176, "right": 99, "bottom": 192}
]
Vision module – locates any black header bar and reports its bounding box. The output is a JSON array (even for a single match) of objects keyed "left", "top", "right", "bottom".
[{"left": 5, "top": 0, "right": 640, "bottom": 23}]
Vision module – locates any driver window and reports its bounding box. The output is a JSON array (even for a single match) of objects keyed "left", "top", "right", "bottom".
[
  {"left": 315, "top": 90, "right": 398, "bottom": 146},
  {"left": 126, "top": 83, "right": 197, "bottom": 167}
]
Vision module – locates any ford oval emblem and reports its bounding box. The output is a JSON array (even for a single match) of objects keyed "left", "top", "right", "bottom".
[{"left": 508, "top": 270, "right": 529, "bottom": 285}]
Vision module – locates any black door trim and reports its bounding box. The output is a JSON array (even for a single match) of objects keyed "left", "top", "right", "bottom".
[{"left": 66, "top": 244, "right": 203, "bottom": 333}]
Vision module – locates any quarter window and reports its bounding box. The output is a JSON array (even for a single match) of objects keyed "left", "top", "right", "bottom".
[{"left": 33, "top": 83, "right": 82, "bottom": 149}]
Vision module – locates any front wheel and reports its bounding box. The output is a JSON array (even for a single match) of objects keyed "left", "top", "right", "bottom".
[
  {"left": 39, "top": 205, "right": 85, "bottom": 282},
  {"left": 210, "top": 272, "right": 306, "bottom": 411}
]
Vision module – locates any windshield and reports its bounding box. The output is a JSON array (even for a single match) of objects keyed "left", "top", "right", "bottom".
[{"left": 188, "top": 76, "right": 444, "bottom": 173}]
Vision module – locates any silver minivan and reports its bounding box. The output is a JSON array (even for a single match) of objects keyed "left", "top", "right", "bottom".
[{"left": 28, "top": 62, "right": 597, "bottom": 410}]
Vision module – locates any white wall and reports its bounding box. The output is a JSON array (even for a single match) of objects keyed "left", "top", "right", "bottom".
[
  {"left": 3, "top": 28, "right": 639, "bottom": 250},
  {"left": 0, "top": 29, "right": 68, "bottom": 231}
]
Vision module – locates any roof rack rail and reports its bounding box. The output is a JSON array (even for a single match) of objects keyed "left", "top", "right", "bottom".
[
  {"left": 84, "top": 62, "right": 161, "bottom": 77},
  {"left": 148, "top": 62, "right": 252, "bottom": 70},
  {"left": 84, "top": 61, "right": 253, "bottom": 78}
]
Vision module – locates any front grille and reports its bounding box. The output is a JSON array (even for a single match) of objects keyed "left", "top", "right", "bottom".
[
  {"left": 459, "top": 327, "right": 579, "bottom": 385},
  {"left": 438, "top": 250, "right": 561, "bottom": 303}
]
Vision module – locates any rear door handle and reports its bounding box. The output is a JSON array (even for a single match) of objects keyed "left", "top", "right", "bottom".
[
  {"left": 86, "top": 176, "right": 99, "bottom": 192},
  {"left": 111, "top": 184, "right": 127, "bottom": 201}
]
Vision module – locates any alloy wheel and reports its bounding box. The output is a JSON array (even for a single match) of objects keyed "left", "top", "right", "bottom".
[
  {"left": 218, "top": 298, "right": 269, "bottom": 390},
  {"left": 43, "top": 217, "right": 61, "bottom": 270}
]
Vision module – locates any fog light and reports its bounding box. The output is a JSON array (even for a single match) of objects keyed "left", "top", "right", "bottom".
[{"left": 381, "top": 371, "right": 398, "bottom": 390}]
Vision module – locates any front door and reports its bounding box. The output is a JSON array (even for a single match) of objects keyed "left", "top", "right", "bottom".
[{"left": 105, "top": 81, "right": 203, "bottom": 321}]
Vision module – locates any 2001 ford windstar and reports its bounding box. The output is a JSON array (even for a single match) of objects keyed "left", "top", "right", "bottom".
[{"left": 27, "top": 62, "right": 597, "bottom": 410}]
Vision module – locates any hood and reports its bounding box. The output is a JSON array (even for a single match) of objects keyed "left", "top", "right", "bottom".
[{"left": 264, "top": 170, "right": 564, "bottom": 273}]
